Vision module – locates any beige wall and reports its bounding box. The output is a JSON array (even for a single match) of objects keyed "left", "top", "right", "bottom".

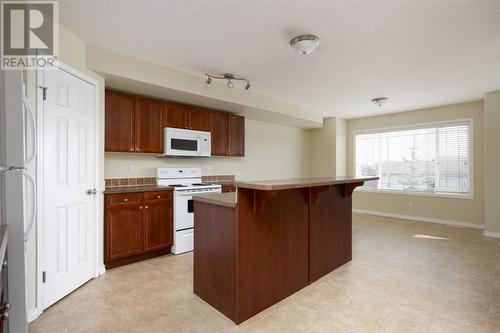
[
  {"left": 105, "top": 119, "right": 310, "bottom": 180},
  {"left": 347, "top": 101, "right": 485, "bottom": 227},
  {"left": 335, "top": 118, "right": 347, "bottom": 177},
  {"left": 309, "top": 117, "right": 337, "bottom": 177},
  {"left": 308, "top": 117, "right": 348, "bottom": 178},
  {"left": 484, "top": 90, "right": 500, "bottom": 234}
]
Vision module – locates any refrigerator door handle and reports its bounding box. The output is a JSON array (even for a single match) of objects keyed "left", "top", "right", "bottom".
[
  {"left": 23, "top": 170, "right": 37, "bottom": 242},
  {"left": 22, "top": 95, "right": 37, "bottom": 166}
]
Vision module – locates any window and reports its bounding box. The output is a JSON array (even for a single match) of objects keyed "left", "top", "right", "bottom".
[{"left": 354, "top": 120, "right": 472, "bottom": 197}]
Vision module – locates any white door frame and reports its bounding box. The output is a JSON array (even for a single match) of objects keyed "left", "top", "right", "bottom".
[{"left": 31, "top": 61, "right": 102, "bottom": 322}]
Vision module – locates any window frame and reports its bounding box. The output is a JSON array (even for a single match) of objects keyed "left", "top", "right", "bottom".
[{"left": 352, "top": 118, "right": 474, "bottom": 199}]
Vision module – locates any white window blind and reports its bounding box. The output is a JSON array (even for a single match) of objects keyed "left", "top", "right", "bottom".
[{"left": 355, "top": 120, "right": 471, "bottom": 196}]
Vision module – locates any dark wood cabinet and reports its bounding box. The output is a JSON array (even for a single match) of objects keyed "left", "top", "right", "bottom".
[
  {"left": 164, "top": 102, "right": 189, "bottom": 129},
  {"left": 164, "top": 103, "right": 210, "bottom": 131},
  {"left": 105, "top": 89, "right": 245, "bottom": 156},
  {"left": 144, "top": 192, "right": 173, "bottom": 252},
  {"left": 209, "top": 111, "right": 229, "bottom": 156},
  {"left": 188, "top": 106, "right": 210, "bottom": 131},
  {"left": 105, "top": 193, "right": 144, "bottom": 262},
  {"left": 105, "top": 90, "right": 135, "bottom": 152},
  {"left": 210, "top": 112, "right": 245, "bottom": 157},
  {"left": 222, "top": 185, "right": 236, "bottom": 193},
  {"left": 228, "top": 115, "right": 245, "bottom": 156},
  {"left": 104, "top": 190, "right": 173, "bottom": 269},
  {"left": 134, "top": 97, "right": 164, "bottom": 153}
]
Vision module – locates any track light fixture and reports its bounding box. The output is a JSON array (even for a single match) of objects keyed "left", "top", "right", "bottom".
[
  {"left": 205, "top": 73, "right": 251, "bottom": 90},
  {"left": 371, "top": 97, "right": 388, "bottom": 107}
]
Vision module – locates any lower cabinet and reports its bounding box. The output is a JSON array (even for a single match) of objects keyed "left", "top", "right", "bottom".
[
  {"left": 144, "top": 197, "right": 173, "bottom": 252},
  {"left": 105, "top": 190, "right": 173, "bottom": 268},
  {"left": 222, "top": 185, "right": 236, "bottom": 193}
]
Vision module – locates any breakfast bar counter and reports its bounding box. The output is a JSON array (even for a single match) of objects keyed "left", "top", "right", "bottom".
[{"left": 193, "top": 176, "right": 378, "bottom": 324}]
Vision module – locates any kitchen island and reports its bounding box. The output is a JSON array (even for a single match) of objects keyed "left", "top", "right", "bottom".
[{"left": 193, "top": 176, "right": 378, "bottom": 324}]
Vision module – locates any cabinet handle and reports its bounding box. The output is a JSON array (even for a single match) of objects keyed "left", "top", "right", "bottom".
[
  {"left": 145, "top": 206, "right": 149, "bottom": 209},
  {"left": 157, "top": 195, "right": 161, "bottom": 199},
  {"left": 0, "top": 311, "right": 8, "bottom": 320},
  {"left": 123, "top": 198, "right": 128, "bottom": 202},
  {"left": 139, "top": 206, "right": 143, "bottom": 210},
  {"left": 0, "top": 303, "right": 9, "bottom": 311}
]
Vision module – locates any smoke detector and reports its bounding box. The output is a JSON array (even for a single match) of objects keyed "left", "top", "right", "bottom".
[
  {"left": 290, "top": 35, "right": 320, "bottom": 55},
  {"left": 371, "top": 97, "right": 388, "bottom": 107}
]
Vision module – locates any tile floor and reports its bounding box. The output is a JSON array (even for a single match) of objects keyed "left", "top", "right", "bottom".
[{"left": 29, "top": 213, "right": 500, "bottom": 332}]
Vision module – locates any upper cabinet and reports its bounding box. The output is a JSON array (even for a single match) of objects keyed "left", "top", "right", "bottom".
[
  {"left": 209, "top": 111, "right": 229, "bottom": 156},
  {"left": 164, "top": 102, "right": 188, "bottom": 129},
  {"left": 228, "top": 115, "right": 245, "bottom": 157},
  {"left": 134, "top": 97, "right": 164, "bottom": 153},
  {"left": 210, "top": 112, "right": 245, "bottom": 157},
  {"left": 188, "top": 106, "right": 210, "bottom": 132},
  {"left": 164, "top": 103, "right": 210, "bottom": 132},
  {"left": 105, "top": 89, "right": 245, "bottom": 156},
  {"left": 105, "top": 90, "right": 135, "bottom": 152}
]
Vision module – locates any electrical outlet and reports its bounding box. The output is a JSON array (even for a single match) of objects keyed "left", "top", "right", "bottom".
[
  {"left": 128, "top": 164, "right": 136, "bottom": 174},
  {"left": 408, "top": 201, "right": 413, "bottom": 207}
]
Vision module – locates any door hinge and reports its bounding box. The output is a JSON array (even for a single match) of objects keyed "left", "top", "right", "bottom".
[
  {"left": 42, "top": 271, "right": 46, "bottom": 283},
  {"left": 40, "top": 86, "right": 47, "bottom": 100}
]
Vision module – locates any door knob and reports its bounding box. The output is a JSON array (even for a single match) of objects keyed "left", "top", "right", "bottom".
[{"left": 87, "top": 188, "right": 97, "bottom": 195}]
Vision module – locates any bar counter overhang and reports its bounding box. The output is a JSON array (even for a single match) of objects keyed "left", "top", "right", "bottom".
[{"left": 192, "top": 176, "right": 378, "bottom": 324}]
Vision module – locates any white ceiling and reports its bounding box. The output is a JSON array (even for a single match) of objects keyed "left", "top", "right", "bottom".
[{"left": 59, "top": 0, "right": 500, "bottom": 119}]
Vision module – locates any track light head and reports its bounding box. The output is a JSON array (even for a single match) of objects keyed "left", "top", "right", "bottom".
[
  {"left": 245, "top": 81, "right": 251, "bottom": 90},
  {"left": 206, "top": 76, "right": 212, "bottom": 85}
]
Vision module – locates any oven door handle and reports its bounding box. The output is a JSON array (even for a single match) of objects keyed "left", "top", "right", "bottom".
[{"left": 175, "top": 190, "right": 220, "bottom": 196}]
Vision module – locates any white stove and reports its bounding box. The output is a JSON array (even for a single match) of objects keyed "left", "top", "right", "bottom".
[{"left": 156, "top": 167, "right": 221, "bottom": 254}]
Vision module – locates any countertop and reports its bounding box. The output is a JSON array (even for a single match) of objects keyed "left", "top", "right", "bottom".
[
  {"left": 193, "top": 192, "right": 237, "bottom": 208},
  {"left": 234, "top": 176, "right": 379, "bottom": 191},
  {"left": 104, "top": 185, "right": 173, "bottom": 194}
]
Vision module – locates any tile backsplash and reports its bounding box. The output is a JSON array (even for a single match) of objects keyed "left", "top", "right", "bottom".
[
  {"left": 202, "top": 175, "right": 235, "bottom": 183},
  {"left": 105, "top": 177, "right": 156, "bottom": 188},
  {"left": 105, "top": 175, "right": 235, "bottom": 188}
]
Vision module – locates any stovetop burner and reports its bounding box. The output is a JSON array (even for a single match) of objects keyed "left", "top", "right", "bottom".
[
  {"left": 169, "top": 184, "right": 187, "bottom": 187},
  {"left": 191, "top": 183, "right": 204, "bottom": 186}
]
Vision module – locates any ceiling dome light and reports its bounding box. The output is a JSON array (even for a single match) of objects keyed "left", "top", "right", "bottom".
[
  {"left": 371, "top": 97, "right": 388, "bottom": 107},
  {"left": 290, "top": 35, "right": 319, "bottom": 55}
]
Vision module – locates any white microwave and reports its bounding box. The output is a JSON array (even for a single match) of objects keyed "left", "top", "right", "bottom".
[{"left": 161, "top": 127, "right": 211, "bottom": 157}]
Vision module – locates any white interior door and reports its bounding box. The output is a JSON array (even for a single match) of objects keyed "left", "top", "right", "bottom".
[{"left": 42, "top": 66, "right": 96, "bottom": 309}]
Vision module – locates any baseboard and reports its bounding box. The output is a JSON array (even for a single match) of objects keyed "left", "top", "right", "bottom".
[
  {"left": 353, "top": 209, "right": 484, "bottom": 230},
  {"left": 99, "top": 264, "right": 106, "bottom": 276},
  {"left": 483, "top": 230, "right": 500, "bottom": 238},
  {"left": 28, "top": 307, "right": 42, "bottom": 323}
]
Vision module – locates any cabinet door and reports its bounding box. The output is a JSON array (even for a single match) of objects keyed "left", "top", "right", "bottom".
[
  {"left": 222, "top": 185, "right": 236, "bottom": 193},
  {"left": 134, "top": 97, "right": 164, "bottom": 153},
  {"left": 165, "top": 102, "right": 188, "bottom": 129},
  {"left": 105, "top": 90, "right": 135, "bottom": 152},
  {"left": 144, "top": 198, "right": 173, "bottom": 251},
  {"left": 228, "top": 115, "right": 245, "bottom": 156},
  {"left": 188, "top": 107, "right": 210, "bottom": 131},
  {"left": 105, "top": 200, "right": 144, "bottom": 262},
  {"left": 209, "top": 111, "right": 229, "bottom": 156}
]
